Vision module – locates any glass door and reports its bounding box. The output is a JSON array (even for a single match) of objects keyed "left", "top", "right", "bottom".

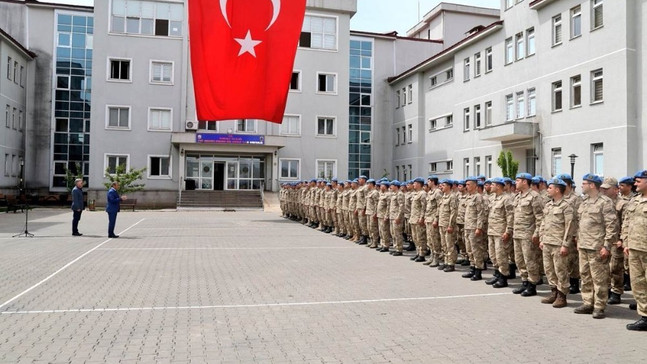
[
  {"left": 226, "top": 161, "right": 238, "bottom": 190},
  {"left": 200, "top": 160, "right": 213, "bottom": 189}
]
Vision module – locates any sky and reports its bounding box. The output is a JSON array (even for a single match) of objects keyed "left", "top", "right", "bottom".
[{"left": 42, "top": 0, "right": 502, "bottom": 35}]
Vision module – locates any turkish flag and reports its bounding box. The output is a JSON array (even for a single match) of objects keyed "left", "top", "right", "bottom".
[{"left": 188, "top": 0, "right": 306, "bottom": 124}]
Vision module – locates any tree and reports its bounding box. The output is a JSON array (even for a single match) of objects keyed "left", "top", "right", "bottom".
[
  {"left": 64, "top": 162, "right": 84, "bottom": 192},
  {"left": 497, "top": 150, "right": 519, "bottom": 179},
  {"left": 381, "top": 169, "right": 390, "bottom": 179},
  {"left": 104, "top": 165, "right": 146, "bottom": 194}
]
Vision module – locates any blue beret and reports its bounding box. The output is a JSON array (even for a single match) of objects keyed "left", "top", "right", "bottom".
[
  {"left": 477, "top": 181, "right": 484, "bottom": 187},
  {"left": 515, "top": 173, "right": 533, "bottom": 181},
  {"left": 484, "top": 178, "right": 493, "bottom": 184},
  {"left": 310, "top": 179, "right": 317, "bottom": 183},
  {"left": 619, "top": 176, "right": 635, "bottom": 185},
  {"left": 413, "top": 177, "right": 425, "bottom": 184},
  {"left": 359, "top": 175, "right": 367, "bottom": 180},
  {"left": 439, "top": 179, "right": 450, "bottom": 185},
  {"left": 477, "top": 175, "right": 486, "bottom": 180},
  {"left": 531, "top": 177, "right": 541, "bottom": 185},
  {"left": 427, "top": 175, "right": 439, "bottom": 181},
  {"left": 583, "top": 173, "right": 603, "bottom": 185},
  {"left": 382, "top": 181, "right": 391, "bottom": 187},
  {"left": 458, "top": 179, "right": 466, "bottom": 186},
  {"left": 491, "top": 177, "right": 506, "bottom": 186},
  {"left": 556, "top": 173, "right": 573, "bottom": 182},
  {"left": 331, "top": 178, "right": 338, "bottom": 182},
  {"left": 534, "top": 175, "right": 545, "bottom": 183},
  {"left": 634, "top": 170, "right": 647, "bottom": 179},
  {"left": 326, "top": 183, "right": 332, "bottom": 187},
  {"left": 548, "top": 178, "right": 567, "bottom": 187},
  {"left": 367, "top": 178, "right": 376, "bottom": 184},
  {"left": 465, "top": 176, "right": 479, "bottom": 182},
  {"left": 351, "top": 179, "right": 358, "bottom": 184}
]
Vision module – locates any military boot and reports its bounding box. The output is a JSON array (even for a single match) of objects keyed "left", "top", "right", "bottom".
[
  {"left": 437, "top": 262, "right": 446, "bottom": 270},
  {"left": 573, "top": 304, "right": 594, "bottom": 314},
  {"left": 553, "top": 291, "right": 567, "bottom": 308},
  {"left": 630, "top": 303, "right": 637, "bottom": 310},
  {"left": 512, "top": 281, "right": 529, "bottom": 294},
  {"left": 492, "top": 276, "right": 508, "bottom": 288},
  {"left": 624, "top": 274, "right": 632, "bottom": 292},
  {"left": 507, "top": 263, "right": 517, "bottom": 279},
  {"left": 443, "top": 265, "right": 455, "bottom": 272},
  {"left": 485, "top": 271, "right": 500, "bottom": 285},
  {"left": 541, "top": 288, "right": 558, "bottom": 304},
  {"left": 405, "top": 242, "right": 416, "bottom": 251},
  {"left": 470, "top": 269, "right": 483, "bottom": 281},
  {"left": 521, "top": 283, "right": 537, "bottom": 297},
  {"left": 608, "top": 292, "right": 621, "bottom": 305},
  {"left": 414, "top": 255, "right": 426, "bottom": 263},
  {"left": 592, "top": 309, "right": 605, "bottom": 319},
  {"left": 627, "top": 317, "right": 647, "bottom": 331},
  {"left": 429, "top": 256, "right": 439, "bottom": 267},
  {"left": 358, "top": 236, "right": 368, "bottom": 245},
  {"left": 569, "top": 278, "right": 580, "bottom": 294},
  {"left": 462, "top": 266, "right": 475, "bottom": 279},
  {"left": 410, "top": 254, "right": 420, "bottom": 261}
]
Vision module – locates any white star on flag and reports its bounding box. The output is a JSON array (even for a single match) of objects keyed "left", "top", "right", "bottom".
[{"left": 235, "top": 30, "right": 262, "bottom": 57}]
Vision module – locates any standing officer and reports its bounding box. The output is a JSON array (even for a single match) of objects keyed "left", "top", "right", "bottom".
[
  {"left": 601, "top": 177, "right": 629, "bottom": 305},
  {"left": 376, "top": 181, "right": 392, "bottom": 251},
  {"left": 438, "top": 179, "right": 458, "bottom": 272},
  {"left": 387, "top": 180, "right": 405, "bottom": 254},
  {"left": 486, "top": 177, "right": 514, "bottom": 288},
  {"left": 106, "top": 181, "right": 126, "bottom": 238},
  {"left": 456, "top": 180, "right": 469, "bottom": 265},
  {"left": 365, "top": 179, "right": 380, "bottom": 249},
  {"left": 574, "top": 174, "right": 617, "bottom": 319},
  {"left": 512, "top": 173, "right": 544, "bottom": 296},
  {"left": 404, "top": 181, "right": 415, "bottom": 251},
  {"left": 349, "top": 180, "right": 360, "bottom": 243},
  {"left": 462, "top": 176, "right": 486, "bottom": 281},
  {"left": 622, "top": 170, "right": 647, "bottom": 330},
  {"left": 410, "top": 177, "right": 427, "bottom": 262},
  {"left": 539, "top": 178, "right": 574, "bottom": 308},
  {"left": 558, "top": 173, "right": 583, "bottom": 294},
  {"left": 424, "top": 176, "right": 443, "bottom": 267},
  {"left": 356, "top": 176, "right": 369, "bottom": 244},
  {"left": 617, "top": 176, "right": 636, "bottom": 292},
  {"left": 71, "top": 178, "right": 84, "bottom": 236}
]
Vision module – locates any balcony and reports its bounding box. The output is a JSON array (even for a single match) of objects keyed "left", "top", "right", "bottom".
[{"left": 479, "top": 121, "right": 535, "bottom": 142}]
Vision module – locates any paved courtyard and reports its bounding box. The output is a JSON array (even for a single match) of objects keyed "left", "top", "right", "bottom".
[{"left": 0, "top": 208, "right": 646, "bottom": 363}]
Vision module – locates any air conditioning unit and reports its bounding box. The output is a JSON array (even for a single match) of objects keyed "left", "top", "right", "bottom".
[{"left": 185, "top": 120, "right": 198, "bottom": 131}]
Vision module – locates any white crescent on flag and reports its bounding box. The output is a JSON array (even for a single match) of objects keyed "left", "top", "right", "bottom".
[{"left": 219, "top": 0, "right": 281, "bottom": 30}]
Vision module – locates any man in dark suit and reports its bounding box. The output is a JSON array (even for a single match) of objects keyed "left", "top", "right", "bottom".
[
  {"left": 106, "top": 181, "right": 127, "bottom": 238},
  {"left": 71, "top": 178, "right": 84, "bottom": 236}
]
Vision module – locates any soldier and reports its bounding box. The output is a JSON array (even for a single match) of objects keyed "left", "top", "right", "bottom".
[
  {"left": 424, "top": 176, "right": 443, "bottom": 267},
  {"left": 404, "top": 181, "right": 415, "bottom": 251},
  {"left": 349, "top": 180, "right": 360, "bottom": 243},
  {"left": 456, "top": 180, "right": 469, "bottom": 266},
  {"left": 617, "top": 176, "right": 636, "bottom": 292},
  {"left": 486, "top": 177, "right": 514, "bottom": 288},
  {"left": 438, "top": 179, "right": 458, "bottom": 272},
  {"left": 462, "top": 176, "right": 486, "bottom": 280},
  {"left": 376, "top": 181, "right": 392, "bottom": 252},
  {"left": 539, "top": 178, "right": 574, "bottom": 308},
  {"left": 387, "top": 180, "right": 405, "bottom": 254},
  {"left": 512, "top": 173, "right": 544, "bottom": 297},
  {"left": 356, "top": 176, "right": 369, "bottom": 245},
  {"left": 365, "top": 179, "right": 380, "bottom": 249},
  {"left": 601, "top": 177, "right": 630, "bottom": 305},
  {"left": 558, "top": 173, "right": 583, "bottom": 295},
  {"left": 410, "top": 177, "right": 427, "bottom": 262},
  {"left": 574, "top": 174, "right": 617, "bottom": 319},
  {"left": 335, "top": 182, "right": 346, "bottom": 237},
  {"left": 342, "top": 181, "right": 352, "bottom": 240},
  {"left": 622, "top": 170, "right": 647, "bottom": 331}
]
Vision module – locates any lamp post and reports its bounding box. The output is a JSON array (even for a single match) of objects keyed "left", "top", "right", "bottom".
[
  {"left": 569, "top": 154, "right": 578, "bottom": 179},
  {"left": 19, "top": 156, "right": 24, "bottom": 194}
]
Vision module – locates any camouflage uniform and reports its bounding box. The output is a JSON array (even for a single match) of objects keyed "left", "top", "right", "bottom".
[
  {"left": 424, "top": 188, "right": 443, "bottom": 264},
  {"left": 610, "top": 194, "right": 631, "bottom": 295},
  {"left": 410, "top": 190, "right": 427, "bottom": 257},
  {"left": 438, "top": 191, "right": 459, "bottom": 266},
  {"left": 389, "top": 189, "right": 406, "bottom": 252},
  {"left": 512, "top": 189, "right": 544, "bottom": 284},
  {"left": 365, "top": 187, "right": 380, "bottom": 248},
  {"left": 622, "top": 195, "right": 647, "bottom": 318},
  {"left": 356, "top": 184, "right": 369, "bottom": 238},
  {"left": 456, "top": 192, "right": 468, "bottom": 261},
  {"left": 540, "top": 198, "right": 575, "bottom": 295},
  {"left": 376, "top": 189, "right": 392, "bottom": 247},
  {"left": 564, "top": 192, "right": 583, "bottom": 280},
  {"left": 464, "top": 192, "right": 486, "bottom": 269},
  {"left": 488, "top": 193, "right": 514, "bottom": 277}
]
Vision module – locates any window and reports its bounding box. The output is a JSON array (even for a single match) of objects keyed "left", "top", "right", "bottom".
[
  {"left": 516, "top": 92, "right": 525, "bottom": 119},
  {"left": 148, "top": 108, "right": 172, "bottom": 131},
  {"left": 430, "top": 76, "right": 437, "bottom": 87},
  {"left": 18, "top": 110, "right": 23, "bottom": 131},
  {"left": 474, "top": 105, "right": 481, "bottom": 129},
  {"left": 506, "top": 0, "right": 514, "bottom": 9},
  {"left": 395, "top": 127, "right": 400, "bottom": 146},
  {"left": 591, "top": 69, "right": 603, "bottom": 103},
  {"left": 515, "top": 33, "right": 525, "bottom": 60},
  {"left": 236, "top": 119, "right": 256, "bottom": 133},
  {"left": 505, "top": 38, "right": 514, "bottom": 65},
  {"left": 280, "top": 159, "right": 300, "bottom": 179},
  {"left": 430, "top": 162, "right": 437, "bottom": 173},
  {"left": 13, "top": 61, "right": 18, "bottom": 83},
  {"left": 592, "top": 143, "right": 603, "bottom": 175},
  {"left": 485, "top": 47, "right": 493, "bottom": 72},
  {"left": 149, "top": 156, "right": 170, "bottom": 178},
  {"left": 526, "top": 28, "right": 535, "bottom": 56},
  {"left": 552, "top": 81, "right": 563, "bottom": 112},
  {"left": 151, "top": 61, "right": 173, "bottom": 83},
  {"left": 407, "top": 85, "right": 413, "bottom": 104},
  {"left": 317, "top": 117, "right": 335, "bottom": 136},
  {"left": 446, "top": 68, "right": 454, "bottom": 80},
  {"left": 198, "top": 120, "right": 218, "bottom": 131},
  {"left": 485, "top": 101, "right": 492, "bottom": 126},
  {"left": 551, "top": 148, "right": 562, "bottom": 177},
  {"left": 19, "top": 65, "right": 24, "bottom": 87},
  {"left": 464, "top": 158, "right": 470, "bottom": 178},
  {"left": 463, "top": 108, "right": 470, "bottom": 131},
  {"left": 430, "top": 118, "right": 438, "bottom": 130},
  {"left": 402, "top": 87, "right": 407, "bottom": 105},
  {"left": 11, "top": 108, "right": 16, "bottom": 129},
  {"left": 396, "top": 90, "right": 401, "bottom": 108},
  {"left": 280, "top": 115, "right": 300, "bottom": 136},
  {"left": 4, "top": 105, "right": 9, "bottom": 128},
  {"left": 506, "top": 94, "right": 514, "bottom": 121},
  {"left": 407, "top": 124, "right": 413, "bottom": 143},
  {"left": 5, "top": 56, "right": 10, "bottom": 79},
  {"left": 317, "top": 73, "right": 337, "bottom": 93},
  {"left": 316, "top": 160, "right": 336, "bottom": 180},
  {"left": 446, "top": 115, "right": 453, "bottom": 127},
  {"left": 111, "top": 0, "right": 183, "bottom": 37},
  {"left": 446, "top": 161, "right": 453, "bottom": 172},
  {"left": 592, "top": 0, "right": 603, "bottom": 29},
  {"left": 300, "top": 15, "right": 337, "bottom": 50},
  {"left": 474, "top": 52, "right": 481, "bottom": 77},
  {"left": 109, "top": 58, "right": 131, "bottom": 81},
  {"left": 3, "top": 154, "right": 8, "bottom": 176},
  {"left": 527, "top": 88, "right": 536, "bottom": 116},
  {"left": 485, "top": 156, "right": 493, "bottom": 178},
  {"left": 475, "top": 157, "right": 481, "bottom": 176},
  {"left": 107, "top": 106, "right": 130, "bottom": 129},
  {"left": 402, "top": 125, "right": 407, "bottom": 144},
  {"left": 106, "top": 154, "right": 129, "bottom": 174},
  {"left": 553, "top": 15, "right": 562, "bottom": 46},
  {"left": 290, "top": 71, "right": 301, "bottom": 91},
  {"left": 464, "top": 58, "right": 470, "bottom": 81},
  {"left": 571, "top": 6, "right": 582, "bottom": 39},
  {"left": 571, "top": 75, "right": 582, "bottom": 108}
]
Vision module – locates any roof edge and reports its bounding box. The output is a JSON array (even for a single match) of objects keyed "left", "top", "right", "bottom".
[
  {"left": 0, "top": 27, "right": 36, "bottom": 58},
  {"left": 350, "top": 30, "right": 443, "bottom": 44}
]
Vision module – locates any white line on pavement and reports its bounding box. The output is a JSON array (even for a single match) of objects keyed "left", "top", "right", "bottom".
[
  {"left": 1, "top": 292, "right": 510, "bottom": 314},
  {"left": 96, "top": 247, "right": 356, "bottom": 250},
  {"left": 0, "top": 218, "right": 146, "bottom": 311}
]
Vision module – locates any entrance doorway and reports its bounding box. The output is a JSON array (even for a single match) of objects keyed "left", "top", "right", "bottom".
[{"left": 213, "top": 162, "right": 225, "bottom": 190}]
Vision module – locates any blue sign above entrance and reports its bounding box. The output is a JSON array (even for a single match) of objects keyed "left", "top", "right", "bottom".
[{"left": 196, "top": 133, "right": 265, "bottom": 145}]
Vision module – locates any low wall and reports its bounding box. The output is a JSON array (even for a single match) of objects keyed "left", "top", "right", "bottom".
[{"left": 88, "top": 189, "right": 179, "bottom": 209}]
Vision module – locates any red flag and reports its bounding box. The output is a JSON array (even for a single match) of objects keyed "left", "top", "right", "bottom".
[{"left": 188, "top": 0, "right": 306, "bottom": 124}]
